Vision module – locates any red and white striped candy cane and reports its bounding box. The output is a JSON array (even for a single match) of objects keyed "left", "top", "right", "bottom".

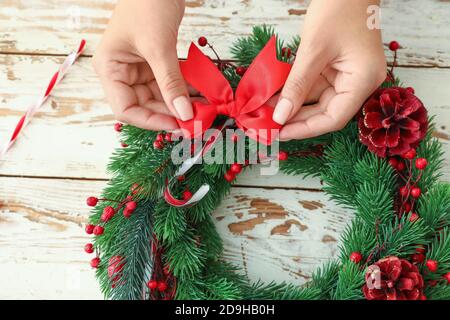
[{"left": 0, "top": 39, "right": 86, "bottom": 158}]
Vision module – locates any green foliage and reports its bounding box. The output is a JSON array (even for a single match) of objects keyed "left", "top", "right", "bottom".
[{"left": 90, "top": 25, "right": 450, "bottom": 301}]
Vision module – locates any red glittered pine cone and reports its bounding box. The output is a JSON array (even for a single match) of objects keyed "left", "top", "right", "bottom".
[
  {"left": 363, "top": 256, "right": 425, "bottom": 300},
  {"left": 358, "top": 87, "right": 428, "bottom": 158}
]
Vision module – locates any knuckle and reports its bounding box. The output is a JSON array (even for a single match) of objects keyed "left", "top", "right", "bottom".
[
  {"left": 284, "top": 75, "right": 308, "bottom": 99},
  {"left": 114, "top": 114, "right": 127, "bottom": 123},
  {"left": 160, "top": 70, "right": 185, "bottom": 94}
]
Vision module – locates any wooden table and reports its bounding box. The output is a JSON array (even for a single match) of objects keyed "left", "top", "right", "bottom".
[{"left": 1, "top": 0, "right": 449, "bottom": 299}]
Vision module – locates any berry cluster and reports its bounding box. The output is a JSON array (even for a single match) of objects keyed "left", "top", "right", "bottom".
[
  {"left": 84, "top": 184, "right": 140, "bottom": 269},
  {"left": 153, "top": 132, "right": 173, "bottom": 150},
  {"left": 146, "top": 238, "right": 176, "bottom": 300}
]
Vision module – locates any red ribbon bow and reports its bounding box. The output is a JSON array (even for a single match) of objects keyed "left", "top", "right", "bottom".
[{"left": 178, "top": 36, "right": 292, "bottom": 145}]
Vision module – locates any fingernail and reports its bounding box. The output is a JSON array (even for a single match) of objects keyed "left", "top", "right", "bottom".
[
  {"left": 273, "top": 98, "right": 293, "bottom": 125},
  {"left": 173, "top": 96, "right": 194, "bottom": 121}
]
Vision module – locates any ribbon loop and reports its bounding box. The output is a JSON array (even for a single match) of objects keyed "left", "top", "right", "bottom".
[{"left": 178, "top": 36, "right": 292, "bottom": 145}]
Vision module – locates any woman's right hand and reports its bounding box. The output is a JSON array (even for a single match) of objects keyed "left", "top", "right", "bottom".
[{"left": 93, "top": 0, "right": 193, "bottom": 131}]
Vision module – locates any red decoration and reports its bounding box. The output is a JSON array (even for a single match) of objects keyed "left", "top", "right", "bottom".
[
  {"left": 123, "top": 208, "right": 132, "bottom": 218},
  {"left": 403, "top": 202, "right": 412, "bottom": 213},
  {"left": 85, "top": 224, "right": 95, "bottom": 235},
  {"left": 156, "top": 133, "right": 164, "bottom": 142},
  {"left": 157, "top": 281, "right": 168, "bottom": 292},
  {"left": 277, "top": 151, "right": 289, "bottom": 161},
  {"left": 197, "top": 36, "right": 208, "bottom": 47},
  {"left": 230, "top": 163, "right": 243, "bottom": 174},
  {"left": 409, "top": 212, "right": 419, "bottom": 222},
  {"left": 388, "top": 158, "right": 398, "bottom": 169},
  {"left": 90, "top": 257, "right": 101, "bottom": 268},
  {"left": 177, "top": 175, "right": 186, "bottom": 182},
  {"left": 108, "top": 256, "right": 125, "bottom": 279},
  {"left": 426, "top": 259, "right": 438, "bottom": 272},
  {"left": 399, "top": 186, "right": 409, "bottom": 198},
  {"left": 84, "top": 243, "right": 94, "bottom": 254},
  {"left": 126, "top": 201, "right": 137, "bottom": 211},
  {"left": 350, "top": 252, "right": 363, "bottom": 264},
  {"left": 396, "top": 161, "right": 406, "bottom": 172},
  {"left": 164, "top": 133, "right": 172, "bottom": 143},
  {"left": 411, "top": 253, "right": 425, "bottom": 264},
  {"left": 86, "top": 196, "right": 98, "bottom": 207},
  {"left": 236, "top": 66, "right": 247, "bottom": 76},
  {"left": 153, "top": 140, "right": 164, "bottom": 150},
  {"left": 402, "top": 149, "right": 417, "bottom": 160},
  {"left": 101, "top": 206, "right": 115, "bottom": 222},
  {"left": 389, "top": 41, "right": 400, "bottom": 51},
  {"left": 224, "top": 171, "right": 236, "bottom": 183},
  {"left": 415, "top": 158, "right": 428, "bottom": 170},
  {"left": 358, "top": 87, "right": 428, "bottom": 158},
  {"left": 443, "top": 272, "right": 450, "bottom": 284},
  {"left": 121, "top": 142, "right": 128, "bottom": 148},
  {"left": 177, "top": 37, "right": 292, "bottom": 145},
  {"left": 410, "top": 187, "right": 421, "bottom": 199},
  {"left": 363, "top": 256, "right": 425, "bottom": 300},
  {"left": 281, "top": 47, "right": 292, "bottom": 58},
  {"left": 114, "top": 123, "right": 123, "bottom": 132},
  {"left": 182, "top": 190, "right": 193, "bottom": 201},
  {"left": 93, "top": 225, "right": 104, "bottom": 236},
  {"left": 147, "top": 280, "right": 158, "bottom": 290}
]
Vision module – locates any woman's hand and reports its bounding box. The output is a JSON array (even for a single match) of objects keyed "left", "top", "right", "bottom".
[
  {"left": 93, "top": 0, "right": 193, "bottom": 131},
  {"left": 273, "top": 0, "right": 387, "bottom": 140}
]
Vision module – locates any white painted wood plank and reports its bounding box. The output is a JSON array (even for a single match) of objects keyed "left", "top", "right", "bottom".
[
  {"left": 1, "top": 55, "right": 449, "bottom": 184},
  {"left": 0, "top": 0, "right": 449, "bottom": 66},
  {"left": 0, "top": 177, "right": 352, "bottom": 298}
]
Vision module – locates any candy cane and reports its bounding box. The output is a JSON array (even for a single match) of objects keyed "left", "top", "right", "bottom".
[{"left": 0, "top": 40, "right": 86, "bottom": 158}]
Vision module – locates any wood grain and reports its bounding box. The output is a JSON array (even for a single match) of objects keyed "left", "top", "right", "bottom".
[
  {"left": 0, "top": 176, "right": 352, "bottom": 298},
  {"left": 0, "top": 0, "right": 449, "bottom": 66},
  {"left": 1, "top": 55, "right": 449, "bottom": 184}
]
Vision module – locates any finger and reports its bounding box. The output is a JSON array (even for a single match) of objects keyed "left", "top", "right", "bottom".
[
  {"left": 303, "top": 75, "right": 331, "bottom": 105},
  {"left": 120, "top": 105, "right": 179, "bottom": 131},
  {"left": 141, "top": 46, "right": 193, "bottom": 121},
  {"left": 272, "top": 46, "right": 329, "bottom": 125},
  {"left": 287, "top": 86, "right": 335, "bottom": 123},
  {"left": 279, "top": 90, "right": 363, "bottom": 141}
]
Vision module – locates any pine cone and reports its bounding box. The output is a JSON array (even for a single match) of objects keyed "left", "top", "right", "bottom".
[
  {"left": 358, "top": 87, "right": 428, "bottom": 158},
  {"left": 363, "top": 256, "right": 425, "bottom": 300}
]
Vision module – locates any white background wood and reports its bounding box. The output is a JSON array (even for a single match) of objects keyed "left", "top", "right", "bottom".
[{"left": 0, "top": 0, "right": 449, "bottom": 299}]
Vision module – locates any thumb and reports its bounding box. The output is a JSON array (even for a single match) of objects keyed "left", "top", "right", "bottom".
[
  {"left": 273, "top": 46, "right": 327, "bottom": 125},
  {"left": 143, "top": 46, "right": 193, "bottom": 121}
]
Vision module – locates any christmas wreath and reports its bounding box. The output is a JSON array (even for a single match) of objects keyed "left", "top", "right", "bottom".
[{"left": 84, "top": 26, "right": 450, "bottom": 300}]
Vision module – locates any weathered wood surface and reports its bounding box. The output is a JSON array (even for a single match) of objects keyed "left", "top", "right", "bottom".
[
  {"left": 0, "top": 0, "right": 449, "bottom": 299},
  {"left": 1, "top": 55, "right": 449, "bottom": 184},
  {"left": 0, "top": 177, "right": 351, "bottom": 298},
  {"left": 1, "top": 0, "right": 450, "bottom": 66}
]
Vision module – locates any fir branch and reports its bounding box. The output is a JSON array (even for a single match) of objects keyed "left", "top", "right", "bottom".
[{"left": 332, "top": 261, "right": 365, "bottom": 300}]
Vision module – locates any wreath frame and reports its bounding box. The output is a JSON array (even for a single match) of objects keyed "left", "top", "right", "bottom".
[{"left": 86, "top": 26, "right": 450, "bottom": 300}]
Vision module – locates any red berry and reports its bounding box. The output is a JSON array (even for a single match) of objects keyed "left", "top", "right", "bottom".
[
  {"left": 224, "top": 171, "right": 236, "bottom": 183},
  {"left": 101, "top": 206, "right": 115, "bottom": 222},
  {"left": 236, "top": 66, "right": 247, "bottom": 76},
  {"left": 388, "top": 158, "right": 399, "bottom": 169},
  {"left": 126, "top": 201, "right": 137, "bottom": 211},
  {"left": 230, "top": 163, "right": 243, "bottom": 174},
  {"left": 156, "top": 133, "right": 164, "bottom": 142},
  {"left": 84, "top": 243, "right": 94, "bottom": 254},
  {"left": 147, "top": 280, "right": 158, "bottom": 290},
  {"left": 396, "top": 161, "right": 406, "bottom": 171},
  {"left": 90, "top": 257, "right": 101, "bottom": 268},
  {"left": 443, "top": 272, "right": 450, "bottom": 284},
  {"left": 123, "top": 208, "right": 132, "bottom": 218},
  {"left": 399, "top": 186, "right": 409, "bottom": 198},
  {"left": 153, "top": 140, "right": 164, "bottom": 150},
  {"left": 428, "top": 280, "right": 438, "bottom": 287},
  {"left": 281, "top": 47, "right": 292, "bottom": 58},
  {"left": 411, "top": 187, "right": 422, "bottom": 199},
  {"left": 411, "top": 253, "right": 425, "bottom": 264},
  {"left": 163, "top": 266, "right": 171, "bottom": 276},
  {"left": 114, "top": 122, "right": 123, "bottom": 132},
  {"left": 416, "top": 245, "right": 426, "bottom": 255},
  {"left": 402, "top": 149, "right": 417, "bottom": 160},
  {"left": 426, "top": 259, "right": 438, "bottom": 272},
  {"left": 349, "top": 252, "right": 363, "bottom": 264},
  {"left": 177, "top": 175, "right": 186, "bottom": 182},
  {"left": 86, "top": 196, "right": 99, "bottom": 207},
  {"left": 198, "top": 36, "right": 208, "bottom": 47},
  {"left": 157, "top": 281, "right": 168, "bottom": 292},
  {"left": 389, "top": 41, "right": 400, "bottom": 51},
  {"left": 415, "top": 158, "right": 428, "bottom": 170},
  {"left": 93, "top": 225, "right": 104, "bottom": 236},
  {"left": 182, "top": 190, "right": 193, "bottom": 201},
  {"left": 85, "top": 224, "right": 95, "bottom": 235},
  {"left": 277, "top": 151, "right": 289, "bottom": 161},
  {"left": 409, "top": 212, "right": 419, "bottom": 222},
  {"left": 164, "top": 133, "right": 172, "bottom": 143},
  {"left": 403, "top": 202, "right": 412, "bottom": 213},
  {"left": 121, "top": 142, "right": 128, "bottom": 148}
]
